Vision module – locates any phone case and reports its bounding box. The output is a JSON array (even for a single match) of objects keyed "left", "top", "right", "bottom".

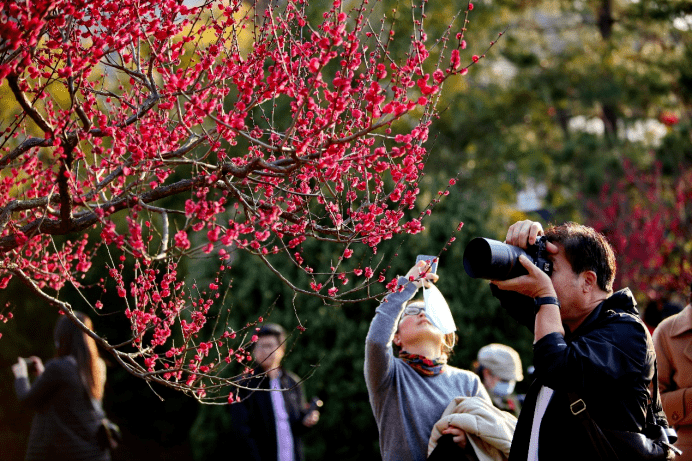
[{"left": 416, "top": 255, "right": 438, "bottom": 274}]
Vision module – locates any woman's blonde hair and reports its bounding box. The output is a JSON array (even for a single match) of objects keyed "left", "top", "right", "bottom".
[{"left": 442, "top": 331, "right": 458, "bottom": 359}]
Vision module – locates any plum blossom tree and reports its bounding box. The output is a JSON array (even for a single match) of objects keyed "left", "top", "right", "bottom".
[
  {"left": 0, "top": 0, "right": 499, "bottom": 401},
  {"left": 585, "top": 159, "right": 692, "bottom": 304}
]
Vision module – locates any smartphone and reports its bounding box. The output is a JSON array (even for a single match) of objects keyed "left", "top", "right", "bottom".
[{"left": 415, "top": 255, "right": 439, "bottom": 274}]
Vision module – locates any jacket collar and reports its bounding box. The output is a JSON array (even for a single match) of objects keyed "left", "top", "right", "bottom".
[
  {"left": 567, "top": 288, "right": 638, "bottom": 339},
  {"left": 602, "top": 287, "right": 638, "bottom": 315},
  {"left": 669, "top": 304, "right": 692, "bottom": 337}
]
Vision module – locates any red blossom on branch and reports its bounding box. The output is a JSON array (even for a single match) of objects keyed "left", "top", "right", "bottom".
[
  {"left": 659, "top": 111, "right": 680, "bottom": 126},
  {"left": 0, "top": 0, "right": 502, "bottom": 401},
  {"left": 585, "top": 160, "right": 692, "bottom": 303}
]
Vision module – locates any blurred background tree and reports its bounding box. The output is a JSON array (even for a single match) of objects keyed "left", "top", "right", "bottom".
[
  {"left": 437, "top": 0, "right": 692, "bottom": 307},
  {"left": 1, "top": 0, "right": 689, "bottom": 460}
]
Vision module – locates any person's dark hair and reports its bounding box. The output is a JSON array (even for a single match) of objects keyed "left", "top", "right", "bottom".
[
  {"left": 54, "top": 312, "right": 104, "bottom": 400},
  {"left": 257, "top": 323, "right": 287, "bottom": 345},
  {"left": 661, "top": 302, "right": 683, "bottom": 320},
  {"left": 545, "top": 222, "right": 616, "bottom": 293},
  {"left": 644, "top": 300, "right": 661, "bottom": 327}
]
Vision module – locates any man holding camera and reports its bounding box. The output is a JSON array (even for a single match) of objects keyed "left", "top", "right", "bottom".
[{"left": 490, "top": 220, "right": 671, "bottom": 460}]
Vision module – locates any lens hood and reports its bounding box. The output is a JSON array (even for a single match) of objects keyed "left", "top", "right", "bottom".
[{"left": 463, "top": 237, "right": 531, "bottom": 280}]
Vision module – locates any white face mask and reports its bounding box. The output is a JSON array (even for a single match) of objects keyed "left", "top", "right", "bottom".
[
  {"left": 493, "top": 380, "right": 516, "bottom": 397},
  {"left": 422, "top": 284, "right": 457, "bottom": 334}
]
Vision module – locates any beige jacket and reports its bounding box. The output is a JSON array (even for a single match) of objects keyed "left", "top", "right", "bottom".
[
  {"left": 653, "top": 304, "right": 692, "bottom": 461},
  {"left": 428, "top": 395, "right": 517, "bottom": 461}
]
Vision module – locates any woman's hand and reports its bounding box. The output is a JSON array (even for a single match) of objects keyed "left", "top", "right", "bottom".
[
  {"left": 11, "top": 358, "right": 28, "bottom": 379},
  {"left": 404, "top": 260, "right": 439, "bottom": 289},
  {"left": 441, "top": 424, "right": 468, "bottom": 448},
  {"left": 28, "top": 356, "right": 44, "bottom": 375},
  {"left": 11, "top": 356, "right": 44, "bottom": 379}
]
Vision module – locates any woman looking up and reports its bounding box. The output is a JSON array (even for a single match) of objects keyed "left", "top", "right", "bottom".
[{"left": 365, "top": 260, "right": 490, "bottom": 460}]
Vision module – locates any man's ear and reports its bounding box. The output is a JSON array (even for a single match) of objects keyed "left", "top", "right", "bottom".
[
  {"left": 393, "top": 333, "right": 402, "bottom": 347},
  {"left": 582, "top": 270, "right": 597, "bottom": 292}
]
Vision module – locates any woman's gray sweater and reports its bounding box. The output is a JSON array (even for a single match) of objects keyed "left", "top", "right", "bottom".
[{"left": 365, "top": 277, "right": 490, "bottom": 460}]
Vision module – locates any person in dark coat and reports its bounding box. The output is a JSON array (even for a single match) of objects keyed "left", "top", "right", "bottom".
[
  {"left": 229, "top": 324, "right": 319, "bottom": 461},
  {"left": 490, "top": 220, "right": 671, "bottom": 460},
  {"left": 12, "top": 311, "right": 110, "bottom": 461}
]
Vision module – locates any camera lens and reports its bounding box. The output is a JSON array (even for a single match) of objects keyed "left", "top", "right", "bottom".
[{"left": 463, "top": 237, "right": 531, "bottom": 280}]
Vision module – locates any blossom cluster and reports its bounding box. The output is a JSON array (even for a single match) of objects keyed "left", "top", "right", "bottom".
[
  {"left": 586, "top": 160, "right": 692, "bottom": 302},
  {"left": 0, "top": 0, "right": 490, "bottom": 400}
]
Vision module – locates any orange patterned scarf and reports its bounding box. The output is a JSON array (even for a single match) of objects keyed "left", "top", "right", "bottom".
[{"left": 398, "top": 351, "right": 446, "bottom": 377}]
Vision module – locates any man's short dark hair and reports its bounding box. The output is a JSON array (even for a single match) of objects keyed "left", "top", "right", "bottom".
[
  {"left": 257, "top": 323, "right": 286, "bottom": 344},
  {"left": 545, "top": 222, "right": 616, "bottom": 293}
]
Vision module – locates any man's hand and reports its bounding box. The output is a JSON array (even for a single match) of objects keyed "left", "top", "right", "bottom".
[
  {"left": 302, "top": 410, "right": 319, "bottom": 427},
  {"left": 493, "top": 255, "right": 565, "bottom": 341},
  {"left": 495, "top": 220, "right": 559, "bottom": 298},
  {"left": 491, "top": 255, "right": 556, "bottom": 300},
  {"left": 441, "top": 424, "right": 468, "bottom": 448},
  {"left": 505, "top": 220, "right": 559, "bottom": 254},
  {"left": 498, "top": 221, "right": 566, "bottom": 340}
]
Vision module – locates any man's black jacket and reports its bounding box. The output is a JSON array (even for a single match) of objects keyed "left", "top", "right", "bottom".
[
  {"left": 229, "top": 368, "right": 309, "bottom": 461},
  {"left": 497, "top": 288, "right": 665, "bottom": 460}
]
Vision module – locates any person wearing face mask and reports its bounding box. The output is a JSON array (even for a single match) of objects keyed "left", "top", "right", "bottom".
[{"left": 475, "top": 343, "right": 524, "bottom": 417}]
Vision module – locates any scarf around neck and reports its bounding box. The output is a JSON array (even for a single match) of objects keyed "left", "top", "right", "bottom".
[{"left": 399, "top": 351, "right": 446, "bottom": 377}]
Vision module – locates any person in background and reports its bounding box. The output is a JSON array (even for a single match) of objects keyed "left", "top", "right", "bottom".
[
  {"left": 475, "top": 343, "right": 523, "bottom": 417},
  {"left": 229, "top": 323, "right": 319, "bottom": 461},
  {"left": 653, "top": 304, "right": 691, "bottom": 460},
  {"left": 644, "top": 299, "right": 684, "bottom": 335},
  {"left": 12, "top": 311, "right": 110, "bottom": 460},
  {"left": 365, "top": 260, "right": 490, "bottom": 460}
]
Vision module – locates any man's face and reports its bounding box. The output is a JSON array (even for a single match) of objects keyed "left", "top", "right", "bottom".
[
  {"left": 252, "top": 335, "right": 285, "bottom": 371},
  {"left": 549, "top": 245, "right": 582, "bottom": 318}
]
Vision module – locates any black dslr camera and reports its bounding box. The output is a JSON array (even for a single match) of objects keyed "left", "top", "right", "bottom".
[{"left": 462, "top": 236, "right": 553, "bottom": 280}]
